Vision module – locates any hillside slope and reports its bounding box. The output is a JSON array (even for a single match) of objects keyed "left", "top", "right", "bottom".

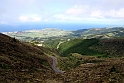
[
  {"left": 91, "top": 39, "right": 124, "bottom": 57},
  {"left": 0, "top": 33, "right": 57, "bottom": 83},
  {"left": 59, "top": 38, "right": 124, "bottom": 57},
  {"left": 1, "top": 33, "right": 124, "bottom": 83},
  {"left": 59, "top": 38, "right": 104, "bottom": 56}
]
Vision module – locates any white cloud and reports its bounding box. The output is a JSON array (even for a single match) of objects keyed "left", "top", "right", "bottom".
[
  {"left": 54, "top": 14, "right": 67, "bottom": 20},
  {"left": 33, "top": 17, "right": 41, "bottom": 22},
  {"left": 64, "top": 5, "right": 124, "bottom": 20},
  {"left": 19, "top": 15, "right": 42, "bottom": 22},
  {"left": 65, "top": 5, "right": 89, "bottom": 16},
  {"left": 54, "top": 14, "right": 83, "bottom": 21},
  {"left": 108, "top": 8, "right": 124, "bottom": 18},
  {"left": 19, "top": 16, "right": 29, "bottom": 22},
  {"left": 1, "top": 0, "right": 124, "bottom": 24},
  {"left": 44, "top": 19, "right": 48, "bottom": 22},
  {"left": 90, "top": 10, "right": 104, "bottom": 18}
]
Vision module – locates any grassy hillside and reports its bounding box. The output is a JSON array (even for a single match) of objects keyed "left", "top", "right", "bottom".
[
  {"left": 59, "top": 38, "right": 124, "bottom": 57},
  {"left": 59, "top": 38, "right": 105, "bottom": 56},
  {"left": 81, "top": 27, "right": 123, "bottom": 35},
  {"left": 55, "top": 53, "right": 124, "bottom": 83},
  {"left": 91, "top": 39, "right": 124, "bottom": 57},
  {"left": 59, "top": 39, "right": 83, "bottom": 53},
  {"left": 86, "top": 28, "right": 124, "bottom": 39},
  {"left": 72, "top": 27, "right": 124, "bottom": 39},
  {"left": 0, "top": 33, "right": 58, "bottom": 83},
  {"left": 60, "top": 54, "right": 124, "bottom": 83},
  {"left": 0, "top": 33, "right": 48, "bottom": 69},
  {"left": 42, "top": 39, "right": 60, "bottom": 49}
]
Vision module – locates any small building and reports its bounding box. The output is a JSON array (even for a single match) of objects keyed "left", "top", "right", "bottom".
[{"left": 36, "top": 44, "right": 43, "bottom": 46}]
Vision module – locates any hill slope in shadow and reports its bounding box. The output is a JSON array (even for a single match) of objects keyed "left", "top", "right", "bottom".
[{"left": 0, "top": 33, "right": 57, "bottom": 83}]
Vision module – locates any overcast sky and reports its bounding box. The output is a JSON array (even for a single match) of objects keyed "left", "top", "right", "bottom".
[{"left": 0, "top": 0, "right": 124, "bottom": 25}]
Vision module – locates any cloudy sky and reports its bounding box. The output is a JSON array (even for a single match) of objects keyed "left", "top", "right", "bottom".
[{"left": 0, "top": 0, "right": 124, "bottom": 25}]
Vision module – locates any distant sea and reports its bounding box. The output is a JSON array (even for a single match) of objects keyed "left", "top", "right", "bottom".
[{"left": 0, "top": 22, "right": 123, "bottom": 32}]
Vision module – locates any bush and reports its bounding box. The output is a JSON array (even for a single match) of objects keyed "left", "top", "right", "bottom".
[
  {"left": 110, "top": 66, "right": 119, "bottom": 73},
  {"left": 0, "top": 64, "right": 13, "bottom": 69}
]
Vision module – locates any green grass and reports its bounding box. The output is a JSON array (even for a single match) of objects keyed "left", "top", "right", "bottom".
[
  {"left": 59, "top": 38, "right": 106, "bottom": 56},
  {"left": 59, "top": 38, "right": 83, "bottom": 53},
  {"left": 43, "top": 39, "right": 60, "bottom": 49}
]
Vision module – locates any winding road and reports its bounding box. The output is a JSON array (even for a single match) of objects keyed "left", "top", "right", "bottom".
[{"left": 50, "top": 56, "right": 65, "bottom": 73}]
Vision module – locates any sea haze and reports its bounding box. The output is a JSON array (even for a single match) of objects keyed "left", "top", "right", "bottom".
[{"left": 0, "top": 22, "right": 122, "bottom": 32}]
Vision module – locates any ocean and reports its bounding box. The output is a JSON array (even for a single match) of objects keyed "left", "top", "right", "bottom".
[{"left": 0, "top": 22, "right": 123, "bottom": 32}]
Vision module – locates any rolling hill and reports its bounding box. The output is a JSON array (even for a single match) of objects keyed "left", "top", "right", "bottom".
[
  {"left": 59, "top": 38, "right": 124, "bottom": 57},
  {"left": 3, "top": 28, "right": 72, "bottom": 42},
  {"left": 58, "top": 38, "right": 100, "bottom": 56},
  {"left": 0, "top": 33, "right": 124, "bottom": 83},
  {"left": 3, "top": 27, "right": 124, "bottom": 42},
  {"left": 91, "top": 39, "right": 124, "bottom": 57}
]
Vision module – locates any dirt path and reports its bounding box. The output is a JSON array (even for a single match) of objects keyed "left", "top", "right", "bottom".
[{"left": 57, "top": 41, "right": 65, "bottom": 49}]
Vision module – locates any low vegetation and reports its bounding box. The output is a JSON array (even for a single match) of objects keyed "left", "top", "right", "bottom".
[
  {"left": 59, "top": 38, "right": 105, "bottom": 57},
  {"left": 0, "top": 33, "right": 55, "bottom": 83},
  {"left": 91, "top": 39, "right": 124, "bottom": 57},
  {"left": 1, "top": 27, "right": 124, "bottom": 83},
  {"left": 59, "top": 38, "right": 124, "bottom": 58}
]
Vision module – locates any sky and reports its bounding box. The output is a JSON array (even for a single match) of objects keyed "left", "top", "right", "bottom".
[{"left": 0, "top": 0, "right": 124, "bottom": 31}]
